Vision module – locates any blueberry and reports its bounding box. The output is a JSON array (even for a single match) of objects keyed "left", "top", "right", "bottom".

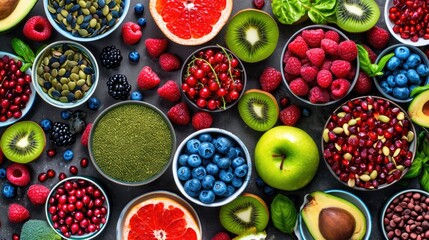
[
  {"left": 219, "top": 169, "right": 234, "bottom": 182},
  {"left": 177, "top": 166, "right": 191, "bottom": 181},
  {"left": 263, "top": 185, "right": 276, "bottom": 196},
  {"left": 213, "top": 136, "right": 232, "bottom": 153},
  {"left": 130, "top": 91, "right": 143, "bottom": 101},
  {"left": 417, "top": 64, "right": 429, "bottom": 77},
  {"left": 402, "top": 63, "right": 410, "bottom": 70},
  {"left": 255, "top": 176, "right": 266, "bottom": 187},
  {"left": 178, "top": 154, "right": 189, "bottom": 166},
  {"left": 198, "top": 133, "right": 212, "bottom": 142},
  {"left": 192, "top": 166, "right": 206, "bottom": 180},
  {"left": 199, "top": 190, "right": 215, "bottom": 204},
  {"left": 184, "top": 178, "right": 201, "bottom": 193},
  {"left": 188, "top": 154, "right": 202, "bottom": 167},
  {"left": 222, "top": 185, "right": 236, "bottom": 197},
  {"left": 392, "top": 87, "right": 410, "bottom": 100},
  {"left": 63, "top": 150, "right": 74, "bottom": 161},
  {"left": 129, "top": 51, "right": 140, "bottom": 63},
  {"left": 387, "top": 75, "right": 396, "bottom": 87},
  {"left": 201, "top": 175, "right": 215, "bottom": 189},
  {"left": 232, "top": 177, "right": 243, "bottom": 188},
  {"left": 61, "top": 110, "right": 73, "bottom": 120},
  {"left": 137, "top": 18, "right": 147, "bottom": 27},
  {"left": 386, "top": 56, "right": 401, "bottom": 71},
  {"left": 380, "top": 80, "right": 393, "bottom": 94},
  {"left": 394, "top": 46, "right": 410, "bottom": 60},
  {"left": 39, "top": 119, "right": 53, "bottom": 131},
  {"left": 2, "top": 183, "right": 16, "bottom": 198},
  {"left": 202, "top": 158, "right": 211, "bottom": 166},
  {"left": 217, "top": 157, "right": 231, "bottom": 169},
  {"left": 212, "top": 154, "right": 221, "bottom": 165},
  {"left": 395, "top": 73, "right": 408, "bottom": 87},
  {"left": 234, "top": 164, "right": 249, "bottom": 178},
  {"left": 407, "top": 69, "right": 420, "bottom": 84},
  {"left": 231, "top": 157, "right": 245, "bottom": 169},
  {"left": 206, "top": 163, "right": 219, "bottom": 176},
  {"left": 0, "top": 168, "right": 5, "bottom": 178},
  {"left": 198, "top": 142, "right": 215, "bottom": 159},
  {"left": 406, "top": 53, "right": 421, "bottom": 68},
  {"left": 212, "top": 180, "right": 227, "bottom": 196},
  {"left": 134, "top": 3, "right": 144, "bottom": 14},
  {"left": 186, "top": 139, "right": 201, "bottom": 153},
  {"left": 227, "top": 147, "right": 240, "bottom": 159},
  {"left": 86, "top": 97, "right": 100, "bottom": 110}
]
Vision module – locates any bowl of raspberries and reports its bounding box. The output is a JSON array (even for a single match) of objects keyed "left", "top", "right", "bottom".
[
  {"left": 281, "top": 25, "right": 359, "bottom": 105},
  {"left": 172, "top": 128, "right": 251, "bottom": 207}
]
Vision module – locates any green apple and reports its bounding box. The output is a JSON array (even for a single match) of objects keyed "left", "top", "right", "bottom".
[{"left": 254, "top": 126, "right": 319, "bottom": 191}]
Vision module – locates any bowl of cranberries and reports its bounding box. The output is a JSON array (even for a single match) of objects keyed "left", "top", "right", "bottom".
[
  {"left": 0, "top": 52, "right": 36, "bottom": 127},
  {"left": 281, "top": 25, "right": 359, "bottom": 106},
  {"left": 45, "top": 176, "right": 109, "bottom": 239},
  {"left": 180, "top": 45, "right": 246, "bottom": 112},
  {"left": 322, "top": 96, "right": 417, "bottom": 190}
]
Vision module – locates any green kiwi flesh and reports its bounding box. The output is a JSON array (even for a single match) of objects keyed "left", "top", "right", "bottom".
[
  {"left": 225, "top": 9, "right": 279, "bottom": 63},
  {"left": 335, "top": 0, "right": 380, "bottom": 33},
  {"left": 238, "top": 89, "right": 279, "bottom": 132},
  {"left": 0, "top": 121, "right": 46, "bottom": 163},
  {"left": 219, "top": 194, "right": 269, "bottom": 235}
]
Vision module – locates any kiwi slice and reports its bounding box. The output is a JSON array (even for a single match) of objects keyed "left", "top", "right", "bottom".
[
  {"left": 238, "top": 89, "right": 279, "bottom": 132},
  {"left": 219, "top": 193, "right": 270, "bottom": 235},
  {"left": 335, "top": 0, "right": 380, "bottom": 33},
  {"left": 0, "top": 121, "right": 46, "bottom": 164},
  {"left": 225, "top": 9, "right": 279, "bottom": 63}
]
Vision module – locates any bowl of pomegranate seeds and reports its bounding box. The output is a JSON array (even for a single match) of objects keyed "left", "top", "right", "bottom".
[
  {"left": 45, "top": 176, "right": 109, "bottom": 239},
  {"left": 322, "top": 96, "right": 417, "bottom": 190},
  {"left": 385, "top": 0, "right": 429, "bottom": 47},
  {"left": 280, "top": 25, "right": 359, "bottom": 106},
  {"left": 0, "top": 52, "right": 36, "bottom": 127},
  {"left": 180, "top": 45, "right": 247, "bottom": 112}
]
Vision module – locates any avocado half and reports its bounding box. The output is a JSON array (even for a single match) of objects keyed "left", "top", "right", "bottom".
[
  {"left": 301, "top": 191, "right": 366, "bottom": 240},
  {"left": 0, "top": 0, "right": 38, "bottom": 33},
  {"left": 409, "top": 90, "right": 429, "bottom": 128}
]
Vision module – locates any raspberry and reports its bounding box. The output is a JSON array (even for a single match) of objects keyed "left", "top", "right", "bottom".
[
  {"left": 309, "top": 86, "right": 330, "bottom": 103},
  {"left": 302, "top": 28, "right": 325, "bottom": 48},
  {"left": 366, "top": 26, "right": 390, "bottom": 50},
  {"left": 145, "top": 38, "right": 168, "bottom": 58},
  {"left": 159, "top": 53, "right": 181, "bottom": 72},
  {"left": 167, "top": 102, "right": 190, "bottom": 125},
  {"left": 362, "top": 44, "right": 377, "bottom": 63},
  {"left": 330, "top": 60, "right": 352, "bottom": 78},
  {"left": 279, "top": 104, "right": 301, "bottom": 126},
  {"left": 99, "top": 45, "right": 123, "bottom": 69},
  {"left": 324, "top": 30, "right": 340, "bottom": 43},
  {"left": 284, "top": 57, "right": 301, "bottom": 76},
  {"left": 27, "top": 184, "right": 50, "bottom": 206},
  {"left": 321, "top": 60, "right": 332, "bottom": 71},
  {"left": 6, "top": 163, "right": 30, "bottom": 187},
  {"left": 306, "top": 48, "right": 325, "bottom": 67},
  {"left": 80, "top": 123, "right": 92, "bottom": 147},
  {"left": 280, "top": 96, "right": 290, "bottom": 108},
  {"left": 289, "top": 78, "right": 309, "bottom": 96},
  {"left": 288, "top": 36, "right": 308, "bottom": 58},
  {"left": 321, "top": 39, "right": 338, "bottom": 56},
  {"left": 259, "top": 67, "right": 282, "bottom": 92},
  {"left": 8, "top": 203, "right": 30, "bottom": 223},
  {"left": 300, "top": 66, "right": 318, "bottom": 83},
  {"left": 330, "top": 78, "right": 351, "bottom": 98},
  {"left": 253, "top": 0, "right": 265, "bottom": 9},
  {"left": 282, "top": 50, "right": 293, "bottom": 64},
  {"left": 22, "top": 16, "right": 52, "bottom": 42},
  {"left": 157, "top": 80, "right": 181, "bottom": 102},
  {"left": 211, "top": 232, "right": 231, "bottom": 240},
  {"left": 137, "top": 66, "right": 161, "bottom": 90},
  {"left": 338, "top": 40, "right": 358, "bottom": 62},
  {"left": 353, "top": 72, "right": 373, "bottom": 95},
  {"left": 121, "top": 22, "right": 142, "bottom": 45},
  {"left": 347, "top": 65, "right": 356, "bottom": 80},
  {"left": 192, "top": 111, "right": 213, "bottom": 130},
  {"left": 107, "top": 74, "right": 132, "bottom": 100},
  {"left": 317, "top": 69, "right": 333, "bottom": 88}
]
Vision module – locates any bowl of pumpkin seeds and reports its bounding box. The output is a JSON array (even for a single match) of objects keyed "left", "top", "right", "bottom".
[
  {"left": 43, "top": 0, "right": 130, "bottom": 42},
  {"left": 32, "top": 41, "right": 99, "bottom": 109}
]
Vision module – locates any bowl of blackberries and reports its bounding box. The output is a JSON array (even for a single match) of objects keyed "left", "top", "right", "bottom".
[
  {"left": 172, "top": 128, "right": 252, "bottom": 207},
  {"left": 374, "top": 44, "right": 429, "bottom": 103},
  {"left": 180, "top": 45, "right": 247, "bottom": 112}
]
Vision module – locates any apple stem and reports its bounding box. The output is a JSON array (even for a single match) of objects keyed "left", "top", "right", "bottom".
[{"left": 272, "top": 154, "right": 286, "bottom": 170}]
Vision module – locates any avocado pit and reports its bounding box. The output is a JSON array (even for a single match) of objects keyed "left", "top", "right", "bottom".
[
  {"left": 319, "top": 207, "right": 356, "bottom": 240},
  {"left": 0, "top": 0, "right": 19, "bottom": 19}
]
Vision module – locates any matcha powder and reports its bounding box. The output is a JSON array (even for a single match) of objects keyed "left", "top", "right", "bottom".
[{"left": 92, "top": 104, "right": 173, "bottom": 183}]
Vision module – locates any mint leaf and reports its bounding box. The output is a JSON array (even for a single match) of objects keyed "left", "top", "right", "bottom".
[
  {"left": 419, "top": 164, "right": 429, "bottom": 192},
  {"left": 410, "top": 85, "right": 429, "bottom": 97},
  {"left": 20, "top": 63, "right": 32, "bottom": 72},
  {"left": 375, "top": 53, "right": 394, "bottom": 73},
  {"left": 11, "top": 38, "right": 35, "bottom": 64}
]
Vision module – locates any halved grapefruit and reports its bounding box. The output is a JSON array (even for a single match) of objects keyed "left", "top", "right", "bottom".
[
  {"left": 122, "top": 196, "right": 201, "bottom": 240},
  {"left": 149, "top": 0, "right": 233, "bottom": 46}
]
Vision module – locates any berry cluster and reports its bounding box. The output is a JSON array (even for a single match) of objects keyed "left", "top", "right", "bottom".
[
  {"left": 99, "top": 46, "right": 123, "bottom": 69},
  {"left": 106, "top": 74, "right": 132, "bottom": 100},
  {"left": 181, "top": 47, "right": 244, "bottom": 110},
  {"left": 49, "top": 122, "right": 76, "bottom": 147}
]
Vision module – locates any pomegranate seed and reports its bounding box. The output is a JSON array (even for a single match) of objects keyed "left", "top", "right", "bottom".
[{"left": 38, "top": 172, "right": 48, "bottom": 182}]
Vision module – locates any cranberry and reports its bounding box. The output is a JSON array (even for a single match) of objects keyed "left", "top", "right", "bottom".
[
  {"left": 38, "top": 172, "right": 48, "bottom": 182},
  {"left": 47, "top": 149, "right": 57, "bottom": 157},
  {"left": 47, "top": 169, "right": 56, "bottom": 178},
  {"left": 59, "top": 172, "right": 67, "bottom": 180},
  {"left": 69, "top": 166, "right": 78, "bottom": 175},
  {"left": 80, "top": 158, "right": 89, "bottom": 168}
]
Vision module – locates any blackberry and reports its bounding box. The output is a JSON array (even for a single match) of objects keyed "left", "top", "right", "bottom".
[
  {"left": 107, "top": 74, "right": 132, "bottom": 100},
  {"left": 100, "top": 45, "right": 123, "bottom": 69},
  {"left": 49, "top": 122, "right": 76, "bottom": 147}
]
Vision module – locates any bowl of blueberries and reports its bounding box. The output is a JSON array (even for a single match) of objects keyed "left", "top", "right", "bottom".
[
  {"left": 172, "top": 128, "right": 252, "bottom": 207},
  {"left": 374, "top": 44, "right": 429, "bottom": 103}
]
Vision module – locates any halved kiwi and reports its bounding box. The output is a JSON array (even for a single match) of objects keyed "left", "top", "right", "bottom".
[
  {"left": 335, "top": 0, "right": 380, "bottom": 33},
  {"left": 238, "top": 89, "right": 279, "bottom": 132},
  {"left": 225, "top": 9, "right": 279, "bottom": 63},
  {"left": 0, "top": 121, "right": 46, "bottom": 163},
  {"left": 219, "top": 193, "right": 269, "bottom": 235}
]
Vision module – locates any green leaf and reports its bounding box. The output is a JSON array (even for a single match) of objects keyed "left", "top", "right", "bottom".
[
  {"left": 271, "top": 0, "right": 311, "bottom": 25},
  {"left": 357, "top": 44, "right": 373, "bottom": 76},
  {"left": 20, "top": 63, "right": 32, "bottom": 72},
  {"left": 307, "top": 0, "right": 337, "bottom": 24},
  {"left": 375, "top": 53, "right": 394, "bottom": 73},
  {"left": 270, "top": 193, "right": 298, "bottom": 234},
  {"left": 11, "top": 38, "right": 35, "bottom": 64},
  {"left": 419, "top": 164, "right": 429, "bottom": 192},
  {"left": 410, "top": 85, "right": 429, "bottom": 97},
  {"left": 404, "top": 157, "right": 423, "bottom": 179},
  {"left": 422, "top": 133, "right": 429, "bottom": 157}
]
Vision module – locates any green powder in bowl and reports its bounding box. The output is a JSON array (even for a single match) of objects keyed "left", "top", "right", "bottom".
[{"left": 89, "top": 101, "right": 176, "bottom": 186}]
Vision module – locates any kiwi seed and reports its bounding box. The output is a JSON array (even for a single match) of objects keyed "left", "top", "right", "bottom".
[
  {"left": 0, "top": 121, "right": 46, "bottom": 164},
  {"left": 335, "top": 0, "right": 380, "bottom": 33},
  {"left": 238, "top": 89, "right": 279, "bottom": 132},
  {"left": 225, "top": 9, "right": 279, "bottom": 63}
]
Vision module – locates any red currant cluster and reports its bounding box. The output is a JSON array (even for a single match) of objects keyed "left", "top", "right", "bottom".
[
  {"left": 181, "top": 47, "right": 244, "bottom": 110},
  {"left": 0, "top": 55, "right": 32, "bottom": 121}
]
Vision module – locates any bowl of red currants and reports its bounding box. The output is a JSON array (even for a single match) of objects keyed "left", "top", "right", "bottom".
[
  {"left": 322, "top": 96, "right": 417, "bottom": 191},
  {"left": 45, "top": 176, "right": 109, "bottom": 239},
  {"left": 180, "top": 45, "right": 247, "bottom": 112},
  {"left": 0, "top": 52, "right": 36, "bottom": 127}
]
